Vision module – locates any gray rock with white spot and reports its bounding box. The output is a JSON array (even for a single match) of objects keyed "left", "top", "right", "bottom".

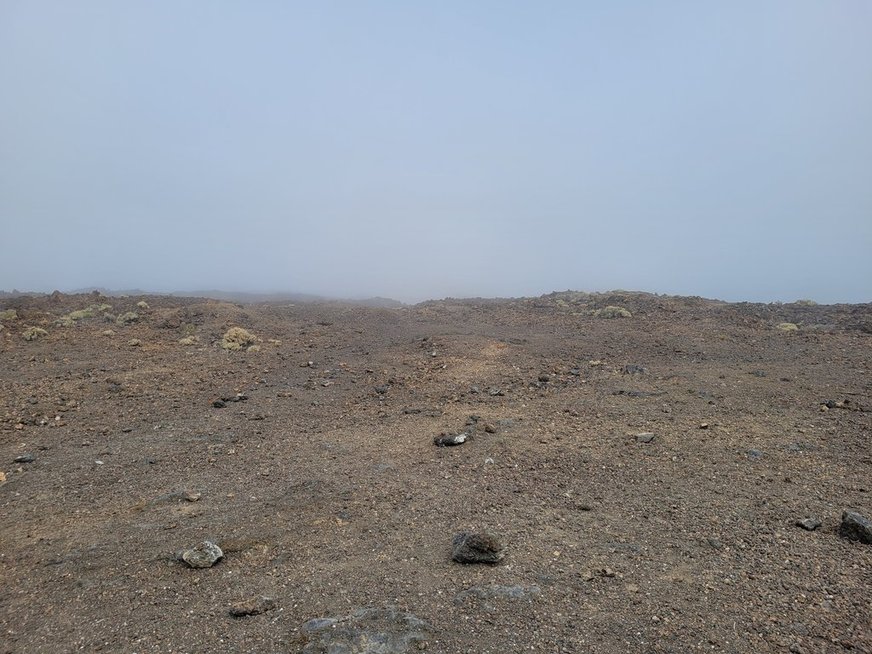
[{"left": 434, "top": 433, "right": 467, "bottom": 447}]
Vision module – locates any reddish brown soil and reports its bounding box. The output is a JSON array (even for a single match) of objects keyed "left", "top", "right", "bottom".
[{"left": 1, "top": 291, "right": 870, "bottom": 653}]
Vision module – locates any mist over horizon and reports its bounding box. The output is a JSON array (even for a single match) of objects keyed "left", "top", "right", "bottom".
[{"left": 2, "top": 2, "right": 870, "bottom": 305}]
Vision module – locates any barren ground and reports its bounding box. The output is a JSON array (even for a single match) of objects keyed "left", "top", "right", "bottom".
[{"left": 1, "top": 291, "right": 870, "bottom": 653}]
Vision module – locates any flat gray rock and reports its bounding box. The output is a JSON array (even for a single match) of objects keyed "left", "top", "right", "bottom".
[{"left": 299, "top": 606, "right": 431, "bottom": 654}]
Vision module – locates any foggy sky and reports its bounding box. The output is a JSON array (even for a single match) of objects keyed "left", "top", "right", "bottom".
[{"left": 2, "top": 2, "right": 871, "bottom": 303}]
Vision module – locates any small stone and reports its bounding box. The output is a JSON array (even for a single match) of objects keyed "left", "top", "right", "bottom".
[
  {"left": 128, "top": 338, "right": 142, "bottom": 347},
  {"left": 229, "top": 596, "right": 276, "bottom": 617},
  {"left": 795, "top": 518, "right": 821, "bottom": 531},
  {"left": 537, "top": 373, "right": 551, "bottom": 383},
  {"left": 622, "top": 364, "right": 646, "bottom": 375},
  {"left": 179, "top": 540, "right": 224, "bottom": 568},
  {"left": 635, "top": 433, "right": 655, "bottom": 444},
  {"left": 699, "top": 423, "right": 709, "bottom": 430},
  {"left": 839, "top": 510, "right": 872, "bottom": 544},
  {"left": 451, "top": 531, "right": 505, "bottom": 564},
  {"left": 434, "top": 433, "right": 467, "bottom": 447},
  {"left": 375, "top": 385, "right": 389, "bottom": 395},
  {"left": 13, "top": 454, "right": 35, "bottom": 463},
  {"left": 484, "top": 423, "right": 497, "bottom": 434},
  {"left": 488, "top": 388, "right": 504, "bottom": 396},
  {"left": 600, "top": 567, "right": 616, "bottom": 578},
  {"left": 212, "top": 399, "right": 226, "bottom": 408},
  {"left": 747, "top": 449, "right": 764, "bottom": 460}
]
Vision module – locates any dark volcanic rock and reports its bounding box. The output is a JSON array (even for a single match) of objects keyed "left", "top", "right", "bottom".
[
  {"left": 839, "top": 510, "right": 872, "bottom": 544},
  {"left": 451, "top": 531, "right": 505, "bottom": 564},
  {"left": 795, "top": 518, "right": 821, "bottom": 531},
  {"left": 13, "top": 454, "right": 35, "bottom": 463}
]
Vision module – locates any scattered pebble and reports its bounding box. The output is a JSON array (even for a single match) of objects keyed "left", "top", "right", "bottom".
[
  {"left": 179, "top": 540, "right": 223, "bottom": 568},
  {"left": 839, "top": 510, "right": 872, "bottom": 544},
  {"left": 451, "top": 531, "right": 505, "bottom": 564},
  {"left": 751, "top": 370, "right": 767, "bottom": 378}
]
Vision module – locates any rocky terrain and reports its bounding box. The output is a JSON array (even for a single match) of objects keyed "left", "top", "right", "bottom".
[{"left": 1, "top": 290, "right": 870, "bottom": 653}]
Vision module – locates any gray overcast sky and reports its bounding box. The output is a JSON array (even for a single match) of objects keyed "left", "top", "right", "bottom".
[{"left": 1, "top": 1, "right": 870, "bottom": 303}]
